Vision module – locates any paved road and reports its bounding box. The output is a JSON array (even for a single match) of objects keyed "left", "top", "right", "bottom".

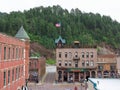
[
  {"left": 28, "top": 83, "right": 86, "bottom": 90},
  {"left": 44, "top": 72, "right": 55, "bottom": 83},
  {"left": 28, "top": 66, "right": 87, "bottom": 90}
]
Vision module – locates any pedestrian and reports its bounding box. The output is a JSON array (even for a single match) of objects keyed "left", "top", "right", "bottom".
[{"left": 74, "top": 86, "right": 77, "bottom": 90}]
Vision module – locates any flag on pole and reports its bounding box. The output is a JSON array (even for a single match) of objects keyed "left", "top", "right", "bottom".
[{"left": 55, "top": 22, "right": 61, "bottom": 27}]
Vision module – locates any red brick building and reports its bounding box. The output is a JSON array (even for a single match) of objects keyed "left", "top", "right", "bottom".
[
  {"left": 29, "top": 57, "right": 46, "bottom": 82},
  {"left": 0, "top": 26, "right": 30, "bottom": 90}
]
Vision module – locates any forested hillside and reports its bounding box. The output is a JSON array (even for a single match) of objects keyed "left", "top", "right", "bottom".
[{"left": 0, "top": 5, "right": 120, "bottom": 49}]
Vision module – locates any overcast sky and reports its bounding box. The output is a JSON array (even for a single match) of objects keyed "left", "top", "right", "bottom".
[{"left": 0, "top": 0, "right": 120, "bottom": 22}]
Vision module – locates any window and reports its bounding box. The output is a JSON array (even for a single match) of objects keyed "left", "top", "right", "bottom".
[
  {"left": 86, "top": 52, "right": 89, "bottom": 58},
  {"left": 59, "top": 52, "right": 61, "bottom": 58},
  {"left": 35, "top": 62, "right": 37, "bottom": 68},
  {"left": 98, "top": 66, "right": 103, "bottom": 70},
  {"left": 90, "top": 52, "right": 93, "bottom": 58},
  {"left": 12, "top": 69, "right": 14, "bottom": 81},
  {"left": 22, "top": 48, "right": 24, "bottom": 58},
  {"left": 75, "top": 61, "right": 78, "bottom": 67},
  {"left": 86, "top": 60, "right": 89, "bottom": 66},
  {"left": 16, "top": 48, "right": 18, "bottom": 59},
  {"left": 0, "top": 44, "right": 1, "bottom": 60},
  {"left": 29, "top": 62, "right": 31, "bottom": 67},
  {"left": 82, "top": 52, "right": 84, "bottom": 58},
  {"left": 69, "top": 52, "right": 72, "bottom": 59},
  {"left": 8, "top": 47, "right": 10, "bottom": 59},
  {"left": 13, "top": 48, "right": 14, "bottom": 59},
  {"left": 110, "top": 66, "right": 116, "bottom": 70},
  {"left": 65, "top": 60, "right": 67, "bottom": 66},
  {"left": 4, "top": 71, "right": 6, "bottom": 86},
  {"left": 16, "top": 67, "right": 19, "bottom": 79},
  {"left": 82, "top": 60, "right": 85, "bottom": 66},
  {"left": 90, "top": 60, "right": 94, "bottom": 66},
  {"left": 69, "top": 61, "right": 72, "bottom": 66},
  {"left": 65, "top": 52, "right": 67, "bottom": 58},
  {"left": 8, "top": 70, "right": 10, "bottom": 84},
  {"left": 4, "top": 47, "right": 6, "bottom": 60},
  {"left": 75, "top": 52, "right": 78, "bottom": 57},
  {"left": 58, "top": 60, "right": 62, "bottom": 66}
]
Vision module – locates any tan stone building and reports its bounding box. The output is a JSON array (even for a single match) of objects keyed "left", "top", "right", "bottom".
[
  {"left": 55, "top": 36, "right": 97, "bottom": 82},
  {"left": 117, "top": 56, "right": 120, "bottom": 75},
  {"left": 97, "top": 54, "right": 117, "bottom": 78}
]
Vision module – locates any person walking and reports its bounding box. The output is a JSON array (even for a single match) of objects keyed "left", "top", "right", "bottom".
[{"left": 74, "top": 86, "right": 77, "bottom": 90}]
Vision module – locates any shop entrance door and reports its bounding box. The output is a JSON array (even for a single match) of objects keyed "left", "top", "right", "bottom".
[{"left": 74, "top": 72, "right": 79, "bottom": 81}]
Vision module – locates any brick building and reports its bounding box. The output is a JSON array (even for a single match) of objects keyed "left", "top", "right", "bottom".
[
  {"left": 29, "top": 57, "right": 46, "bottom": 82},
  {"left": 55, "top": 36, "right": 97, "bottom": 82},
  {"left": 0, "top": 26, "right": 30, "bottom": 90}
]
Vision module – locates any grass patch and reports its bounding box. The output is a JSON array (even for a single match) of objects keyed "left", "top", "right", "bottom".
[{"left": 46, "top": 59, "right": 56, "bottom": 65}]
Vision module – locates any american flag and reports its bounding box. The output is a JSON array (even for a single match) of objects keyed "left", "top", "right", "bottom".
[{"left": 55, "top": 23, "right": 61, "bottom": 27}]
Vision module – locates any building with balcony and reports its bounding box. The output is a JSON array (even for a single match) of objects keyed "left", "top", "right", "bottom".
[
  {"left": 97, "top": 54, "right": 117, "bottom": 78},
  {"left": 55, "top": 36, "right": 97, "bottom": 82},
  {"left": 0, "top": 26, "right": 30, "bottom": 90}
]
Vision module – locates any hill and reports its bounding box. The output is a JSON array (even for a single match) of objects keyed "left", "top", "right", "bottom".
[
  {"left": 30, "top": 42, "right": 54, "bottom": 59},
  {"left": 0, "top": 5, "right": 120, "bottom": 50}
]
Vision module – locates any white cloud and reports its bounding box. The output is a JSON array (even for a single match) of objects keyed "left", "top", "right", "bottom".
[{"left": 0, "top": 0, "right": 120, "bottom": 22}]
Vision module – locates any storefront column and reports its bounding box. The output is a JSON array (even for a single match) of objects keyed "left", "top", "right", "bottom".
[
  {"left": 56, "top": 71, "right": 58, "bottom": 81},
  {"left": 73, "top": 73, "right": 75, "bottom": 82},
  {"left": 67, "top": 72, "right": 69, "bottom": 82},
  {"left": 84, "top": 72, "right": 86, "bottom": 79},
  {"left": 62, "top": 70, "right": 64, "bottom": 82},
  {"left": 79, "top": 72, "right": 80, "bottom": 81},
  {"left": 90, "top": 71, "right": 92, "bottom": 78},
  {"left": 96, "top": 71, "right": 98, "bottom": 78}
]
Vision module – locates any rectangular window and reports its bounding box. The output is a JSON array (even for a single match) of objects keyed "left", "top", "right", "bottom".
[
  {"left": 65, "top": 52, "right": 67, "bottom": 58},
  {"left": 86, "top": 52, "right": 89, "bottom": 58},
  {"left": 90, "top": 61, "right": 94, "bottom": 66},
  {"left": 16, "top": 68, "right": 18, "bottom": 79},
  {"left": 59, "top": 52, "right": 61, "bottom": 58},
  {"left": 86, "top": 60, "right": 89, "bottom": 66},
  {"left": 13, "top": 48, "right": 14, "bottom": 59},
  {"left": 65, "top": 61, "right": 67, "bottom": 66},
  {"left": 0, "top": 44, "right": 1, "bottom": 60},
  {"left": 12, "top": 69, "right": 14, "bottom": 81},
  {"left": 82, "top": 60, "right": 85, "bottom": 66},
  {"left": 16, "top": 48, "right": 18, "bottom": 59},
  {"left": 58, "top": 60, "right": 62, "bottom": 66},
  {"left": 8, "top": 47, "right": 10, "bottom": 59},
  {"left": 8, "top": 70, "right": 10, "bottom": 84},
  {"left": 69, "top": 61, "right": 72, "bottom": 66},
  {"left": 82, "top": 52, "right": 84, "bottom": 58},
  {"left": 4, "top": 71, "right": 6, "bottom": 86},
  {"left": 4, "top": 47, "right": 6, "bottom": 60},
  {"left": 22, "top": 48, "right": 24, "bottom": 58},
  {"left": 91, "top": 52, "right": 93, "bottom": 58},
  {"left": 98, "top": 66, "right": 103, "bottom": 70}
]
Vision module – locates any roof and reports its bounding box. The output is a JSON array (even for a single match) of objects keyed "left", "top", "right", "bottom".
[
  {"left": 55, "top": 36, "right": 66, "bottom": 44},
  {"left": 98, "top": 54, "right": 116, "bottom": 58},
  {"left": 88, "top": 78, "right": 120, "bottom": 90},
  {"left": 15, "top": 26, "right": 30, "bottom": 40}
]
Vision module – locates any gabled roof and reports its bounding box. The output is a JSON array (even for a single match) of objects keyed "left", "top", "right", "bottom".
[
  {"left": 15, "top": 26, "right": 30, "bottom": 40},
  {"left": 55, "top": 36, "right": 66, "bottom": 44}
]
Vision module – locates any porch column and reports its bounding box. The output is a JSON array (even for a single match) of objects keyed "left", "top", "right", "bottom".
[
  {"left": 67, "top": 72, "right": 69, "bottom": 82},
  {"left": 90, "top": 71, "right": 92, "bottom": 78},
  {"left": 62, "top": 70, "right": 64, "bottom": 82}
]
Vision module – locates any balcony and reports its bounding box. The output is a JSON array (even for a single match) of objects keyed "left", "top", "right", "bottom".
[{"left": 73, "top": 56, "right": 80, "bottom": 60}]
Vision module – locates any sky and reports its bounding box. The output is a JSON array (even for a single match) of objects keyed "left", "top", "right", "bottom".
[{"left": 0, "top": 0, "right": 120, "bottom": 22}]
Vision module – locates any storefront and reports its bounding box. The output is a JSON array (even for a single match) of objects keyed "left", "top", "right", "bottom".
[{"left": 57, "top": 68, "right": 96, "bottom": 82}]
